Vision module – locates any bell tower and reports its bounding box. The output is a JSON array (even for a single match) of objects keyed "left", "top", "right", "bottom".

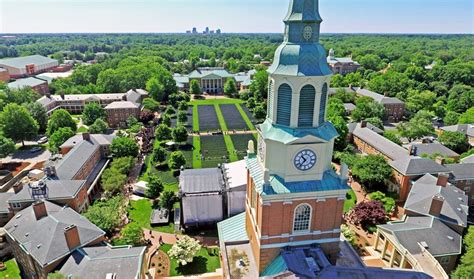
[{"left": 217, "top": 1, "right": 350, "bottom": 276}]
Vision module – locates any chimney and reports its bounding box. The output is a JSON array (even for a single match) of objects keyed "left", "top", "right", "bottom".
[
  {"left": 82, "top": 132, "right": 91, "bottom": 141},
  {"left": 64, "top": 224, "right": 81, "bottom": 250},
  {"left": 408, "top": 145, "right": 417, "bottom": 156},
  {"left": 429, "top": 195, "right": 444, "bottom": 217},
  {"left": 60, "top": 93, "right": 65, "bottom": 100},
  {"left": 122, "top": 94, "right": 127, "bottom": 101},
  {"left": 13, "top": 182, "right": 23, "bottom": 194},
  {"left": 384, "top": 92, "right": 389, "bottom": 97},
  {"left": 435, "top": 156, "right": 445, "bottom": 166},
  {"left": 437, "top": 174, "right": 449, "bottom": 187},
  {"left": 33, "top": 200, "right": 47, "bottom": 220},
  {"left": 360, "top": 120, "right": 367, "bottom": 128}
]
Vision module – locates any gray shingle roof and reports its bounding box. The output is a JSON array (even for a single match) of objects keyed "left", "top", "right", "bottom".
[
  {"left": 179, "top": 168, "right": 224, "bottom": 194},
  {"left": 389, "top": 156, "right": 449, "bottom": 175},
  {"left": 411, "top": 143, "right": 459, "bottom": 158},
  {"left": 56, "top": 140, "right": 99, "bottom": 180},
  {"left": 445, "top": 163, "right": 474, "bottom": 180},
  {"left": 104, "top": 101, "right": 139, "bottom": 110},
  {"left": 60, "top": 134, "right": 115, "bottom": 149},
  {"left": 59, "top": 245, "right": 146, "bottom": 279},
  {"left": 0, "top": 55, "right": 58, "bottom": 68},
  {"left": 0, "top": 192, "right": 14, "bottom": 213},
  {"left": 7, "top": 179, "right": 85, "bottom": 203},
  {"left": 461, "top": 154, "right": 474, "bottom": 164},
  {"left": 379, "top": 215, "right": 462, "bottom": 257},
  {"left": 188, "top": 67, "right": 233, "bottom": 79},
  {"left": 405, "top": 174, "right": 468, "bottom": 226},
  {"left": 8, "top": 77, "right": 47, "bottom": 89},
  {"left": 349, "top": 122, "right": 383, "bottom": 135},
  {"left": 352, "top": 124, "right": 406, "bottom": 160},
  {"left": 441, "top": 124, "right": 474, "bottom": 137},
  {"left": 126, "top": 89, "right": 148, "bottom": 104},
  {"left": 356, "top": 88, "right": 404, "bottom": 105},
  {"left": 4, "top": 201, "right": 104, "bottom": 267}
]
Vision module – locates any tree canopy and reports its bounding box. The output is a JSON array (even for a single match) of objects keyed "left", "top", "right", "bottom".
[
  {"left": 47, "top": 109, "right": 77, "bottom": 136},
  {"left": 0, "top": 103, "right": 39, "bottom": 145}
]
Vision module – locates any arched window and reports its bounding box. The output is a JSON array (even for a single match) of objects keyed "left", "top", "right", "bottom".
[
  {"left": 298, "top": 85, "right": 316, "bottom": 127},
  {"left": 293, "top": 204, "right": 312, "bottom": 232},
  {"left": 267, "top": 80, "right": 274, "bottom": 120},
  {"left": 276, "top": 84, "right": 292, "bottom": 126},
  {"left": 319, "top": 83, "right": 328, "bottom": 125}
]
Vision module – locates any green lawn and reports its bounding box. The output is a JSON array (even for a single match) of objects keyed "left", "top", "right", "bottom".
[
  {"left": 192, "top": 105, "right": 199, "bottom": 131},
  {"left": 0, "top": 259, "right": 21, "bottom": 279},
  {"left": 192, "top": 136, "right": 202, "bottom": 169},
  {"left": 344, "top": 190, "right": 357, "bottom": 213},
  {"left": 77, "top": 126, "right": 88, "bottom": 133},
  {"left": 189, "top": 98, "right": 243, "bottom": 106},
  {"left": 128, "top": 199, "right": 176, "bottom": 234},
  {"left": 160, "top": 244, "right": 221, "bottom": 276}
]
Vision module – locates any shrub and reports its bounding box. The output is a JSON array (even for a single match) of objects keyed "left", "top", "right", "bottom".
[
  {"left": 350, "top": 201, "right": 388, "bottom": 230},
  {"left": 168, "top": 236, "right": 202, "bottom": 266}
]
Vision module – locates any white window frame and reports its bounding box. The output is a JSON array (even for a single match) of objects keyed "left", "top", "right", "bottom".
[
  {"left": 438, "top": 256, "right": 450, "bottom": 265},
  {"left": 292, "top": 203, "right": 312, "bottom": 233}
]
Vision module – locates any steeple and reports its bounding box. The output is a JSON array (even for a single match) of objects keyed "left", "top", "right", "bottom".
[{"left": 268, "top": 0, "right": 331, "bottom": 76}]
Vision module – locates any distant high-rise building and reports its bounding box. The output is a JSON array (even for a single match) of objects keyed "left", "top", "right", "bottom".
[
  {"left": 204, "top": 27, "right": 210, "bottom": 34},
  {"left": 210, "top": 30, "right": 215, "bottom": 34},
  {"left": 192, "top": 27, "right": 197, "bottom": 34},
  {"left": 216, "top": 29, "right": 221, "bottom": 34},
  {"left": 186, "top": 30, "right": 191, "bottom": 34}
]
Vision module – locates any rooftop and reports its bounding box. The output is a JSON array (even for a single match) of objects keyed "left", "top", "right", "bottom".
[
  {"left": 58, "top": 244, "right": 146, "bottom": 279},
  {"left": 441, "top": 124, "right": 474, "bottom": 137},
  {"left": 356, "top": 88, "right": 404, "bottom": 105},
  {"left": 461, "top": 154, "right": 474, "bottom": 164},
  {"left": 0, "top": 55, "right": 58, "bottom": 68},
  {"left": 60, "top": 133, "right": 115, "bottom": 149},
  {"left": 405, "top": 174, "right": 468, "bottom": 227},
  {"left": 389, "top": 156, "right": 449, "bottom": 176},
  {"left": 410, "top": 142, "right": 459, "bottom": 158},
  {"left": 8, "top": 77, "right": 47, "bottom": 89},
  {"left": 56, "top": 140, "right": 100, "bottom": 180},
  {"left": 179, "top": 168, "right": 224, "bottom": 194},
  {"left": 223, "top": 160, "right": 247, "bottom": 190},
  {"left": 4, "top": 201, "right": 104, "bottom": 267},
  {"left": 104, "top": 101, "right": 139, "bottom": 110},
  {"left": 189, "top": 67, "right": 233, "bottom": 79},
  {"left": 217, "top": 212, "right": 248, "bottom": 243},
  {"left": 446, "top": 163, "right": 474, "bottom": 180},
  {"left": 7, "top": 179, "right": 86, "bottom": 203}
]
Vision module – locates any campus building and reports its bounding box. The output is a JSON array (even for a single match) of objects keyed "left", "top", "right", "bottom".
[
  {"left": 440, "top": 124, "right": 474, "bottom": 147},
  {"left": 356, "top": 88, "right": 405, "bottom": 122},
  {"left": 371, "top": 174, "right": 468, "bottom": 278},
  {"left": 7, "top": 77, "right": 49, "bottom": 95},
  {"left": 0, "top": 55, "right": 59, "bottom": 78},
  {"left": 104, "top": 101, "right": 140, "bottom": 128},
  {"left": 0, "top": 68, "right": 9, "bottom": 82},
  {"left": 327, "top": 49, "right": 360, "bottom": 75},
  {"left": 4, "top": 200, "right": 146, "bottom": 279}
]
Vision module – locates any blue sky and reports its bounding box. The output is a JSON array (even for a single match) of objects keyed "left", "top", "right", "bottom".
[{"left": 1, "top": 0, "right": 473, "bottom": 34}]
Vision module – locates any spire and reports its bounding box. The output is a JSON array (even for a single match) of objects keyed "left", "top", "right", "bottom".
[{"left": 283, "top": 0, "right": 322, "bottom": 44}]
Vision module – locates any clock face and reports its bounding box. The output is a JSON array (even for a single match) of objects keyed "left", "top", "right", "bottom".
[
  {"left": 294, "top": 149, "right": 317, "bottom": 171},
  {"left": 303, "top": 26, "right": 313, "bottom": 41}
]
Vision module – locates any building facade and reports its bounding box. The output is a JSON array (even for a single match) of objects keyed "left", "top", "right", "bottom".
[
  {"left": 8, "top": 77, "right": 49, "bottom": 95},
  {"left": 218, "top": 1, "right": 350, "bottom": 276},
  {"left": 327, "top": 49, "right": 360, "bottom": 75},
  {"left": 356, "top": 88, "right": 405, "bottom": 122},
  {"left": 104, "top": 101, "right": 140, "bottom": 128},
  {"left": 0, "top": 68, "right": 9, "bottom": 82}
]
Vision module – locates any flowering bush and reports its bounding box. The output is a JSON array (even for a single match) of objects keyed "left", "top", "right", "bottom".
[
  {"left": 350, "top": 201, "right": 388, "bottom": 230},
  {"left": 168, "top": 236, "right": 202, "bottom": 266}
]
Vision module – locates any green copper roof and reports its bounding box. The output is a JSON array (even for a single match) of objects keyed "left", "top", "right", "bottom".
[
  {"left": 261, "top": 255, "right": 287, "bottom": 277},
  {"left": 246, "top": 155, "right": 349, "bottom": 196},
  {"left": 217, "top": 212, "right": 248, "bottom": 243},
  {"left": 284, "top": 0, "right": 322, "bottom": 23},
  {"left": 259, "top": 119, "right": 339, "bottom": 144}
]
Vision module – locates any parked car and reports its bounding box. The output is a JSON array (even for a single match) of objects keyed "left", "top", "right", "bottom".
[
  {"left": 30, "top": 147, "right": 43, "bottom": 153},
  {"left": 37, "top": 137, "right": 48, "bottom": 144}
]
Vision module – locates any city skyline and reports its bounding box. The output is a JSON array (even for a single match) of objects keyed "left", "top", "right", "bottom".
[{"left": 1, "top": 0, "right": 473, "bottom": 34}]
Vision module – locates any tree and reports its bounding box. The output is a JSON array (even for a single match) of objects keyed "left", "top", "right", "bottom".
[
  {"left": 224, "top": 78, "right": 238, "bottom": 97},
  {"left": 110, "top": 137, "right": 139, "bottom": 158},
  {"left": 365, "top": 117, "right": 384, "bottom": 130},
  {"left": 351, "top": 97, "right": 385, "bottom": 121},
  {"left": 333, "top": 88, "right": 356, "bottom": 103},
  {"left": 162, "top": 114, "right": 172, "bottom": 127},
  {"left": 177, "top": 110, "right": 188, "bottom": 124},
  {"left": 350, "top": 201, "right": 388, "bottom": 230},
  {"left": 444, "top": 111, "right": 460, "bottom": 126},
  {"left": 452, "top": 226, "right": 474, "bottom": 279},
  {"left": 143, "top": 98, "right": 161, "bottom": 112},
  {"left": 101, "top": 167, "right": 127, "bottom": 194},
  {"left": 168, "top": 236, "right": 202, "bottom": 266},
  {"left": 139, "top": 110, "right": 155, "bottom": 124},
  {"left": 88, "top": 118, "right": 109, "bottom": 134},
  {"left": 439, "top": 131, "right": 469, "bottom": 153},
  {"left": 47, "top": 272, "right": 67, "bottom": 279},
  {"left": 0, "top": 103, "right": 39, "bottom": 146},
  {"left": 116, "top": 223, "right": 145, "bottom": 246},
  {"left": 146, "top": 174, "right": 164, "bottom": 199},
  {"left": 47, "top": 109, "right": 76, "bottom": 136},
  {"left": 190, "top": 79, "right": 202, "bottom": 96},
  {"left": 327, "top": 98, "right": 346, "bottom": 119},
  {"left": 178, "top": 101, "right": 189, "bottom": 111},
  {"left": 397, "top": 110, "right": 435, "bottom": 142},
  {"left": 383, "top": 131, "right": 402, "bottom": 146},
  {"left": 172, "top": 125, "right": 188, "bottom": 144},
  {"left": 110, "top": 156, "right": 135, "bottom": 174},
  {"left": 48, "top": 127, "right": 75, "bottom": 153},
  {"left": 0, "top": 136, "right": 15, "bottom": 158},
  {"left": 26, "top": 102, "right": 48, "bottom": 132},
  {"left": 249, "top": 70, "right": 268, "bottom": 101},
  {"left": 83, "top": 195, "right": 124, "bottom": 234},
  {"left": 359, "top": 54, "right": 385, "bottom": 71},
  {"left": 406, "top": 89, "right": 437, "bottom": 114},
  {"left": 368, "top": 191, "right": 396, "bottom": 213},
  {"left": 351, "top": 155, "right": 392, "bottom": 189},
  {"left": 328, "top": 115, "right": 348, "bottom": 151},
  {"left": 155, "top": 124, "right": 172, "bottom": 141},
  {"left": 146, "top": 77, "right": 166, "bottom": 102},
  {"left": 458, "top": 107, "right": 474, "bottom": 124},
  {"left": 152, "top": 146, "right": 167, "bottom": 165},
  {"left": 253, "top": 105, "right": 266, "bottom": 120},
  {"left": 168, "top": 151, "right": 186, "bottom": 170},
  {"left": 159, "top": 191, "right": 176, "bottom": 210},
  {"left": 82, "top": 102, "right": 106, "bottom": 125},
  {"left": 127, "top": 116, "right": 139, "bottom": 128}
]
